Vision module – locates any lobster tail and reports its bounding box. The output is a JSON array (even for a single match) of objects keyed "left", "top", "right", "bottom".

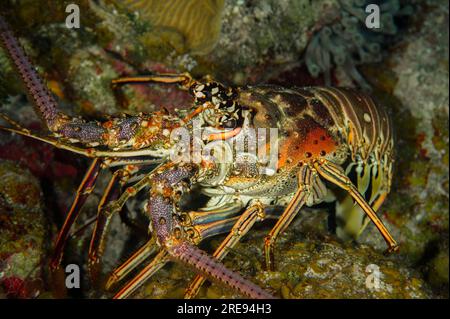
[{"left": 0, "top": 14, "right": 60, "bottom": 130}]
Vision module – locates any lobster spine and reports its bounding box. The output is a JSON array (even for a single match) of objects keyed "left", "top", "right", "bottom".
[
  {"left": 0, "top": 15, "right": 60, "bottom": 130},
  {"left": 169, "top": 241, "right": 274, "bottom": 299}
]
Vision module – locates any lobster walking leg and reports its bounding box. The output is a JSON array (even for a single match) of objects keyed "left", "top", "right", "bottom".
[
  {"left": 185, "top": 201, "right": 243, "bottom": 225},
  {"left": 88, "top": 162, "right": 163, "bottom": 282},
  {"left": 50, "top": 158, "right": 102, "bottom": 270},
  {"left": 113, "top": 250, "right": 169, "bottom": 299},
  {"left": 182, "top": 199, "right": 245, "bottom": 241},
  {"left": 192, "top": 216, "right": 240, "bottom": 240},
  {"left": 185, "top": 202, "right": 265, "bottom": 299},
  {"left": 313, "top": 159, "right": 399, "bottom": 253},
  {"left": 264, "top": 185, "right": 308, "bottom": 271},
  {"left": 88, "top": 177, "right": 147, "bottom": 262},
  {"left": 106, "top": 238, "right": 157, "bottom": 291},
  {"left": 88, "top": 167, "right": 130, "bottom": 283},
  {"left": 357, "top": 191, "right": 389, "bottom": 238}
]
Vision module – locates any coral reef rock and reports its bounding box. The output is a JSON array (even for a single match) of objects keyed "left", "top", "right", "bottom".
[
  {"left": 0, "top": 160, "right": 47, "bottom": 298},
  {"left": 131, "top": 212, "right": 434, "bottom": 299}
]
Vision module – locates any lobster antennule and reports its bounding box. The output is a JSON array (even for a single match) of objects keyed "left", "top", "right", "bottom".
[{"left": 0, "top": 14, "right": 61, "bottom": 130}]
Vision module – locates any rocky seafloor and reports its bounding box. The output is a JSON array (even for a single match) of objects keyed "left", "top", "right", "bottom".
[{"left": 0, "top": 0, "right": 448, "bottom": 299}]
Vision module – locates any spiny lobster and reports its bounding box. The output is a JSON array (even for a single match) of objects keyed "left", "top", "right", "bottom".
[{"left": 0, "top": 14, "right": 398, "bottom": 299}]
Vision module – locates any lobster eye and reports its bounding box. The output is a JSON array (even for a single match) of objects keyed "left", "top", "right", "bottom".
[{"left": 203, "top": 90, "right": 212, "bottom": 100}]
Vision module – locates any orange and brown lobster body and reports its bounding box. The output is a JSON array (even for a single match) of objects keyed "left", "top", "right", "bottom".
[
  {"left": 236, "top": 86, "right": 394, "bottom": 238},
  {"left": 187, "top": 84, "right": 398, "bottom": 275}
]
